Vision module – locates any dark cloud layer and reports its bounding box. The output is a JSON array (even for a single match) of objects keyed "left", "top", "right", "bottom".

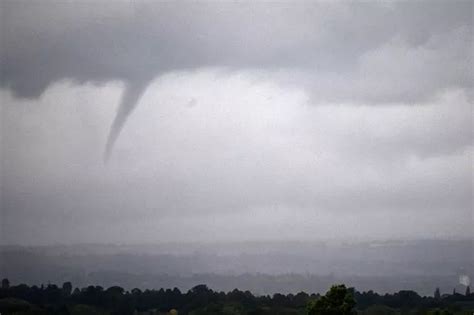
[
  {"left": 2, "top": 1, "right": 472, "bottom": 156},
  {"left": 1, "top": 1, "right": 471, "bottom": 99},
  {"left": 0, "top": 1, "right": 472, "bottom": 244}
]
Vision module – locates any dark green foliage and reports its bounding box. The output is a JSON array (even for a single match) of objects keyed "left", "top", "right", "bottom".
[
  {"left": 0, "top": 297, "right": 33, "bottom": 313},
  {"left": 62, "top": 282, "right": 73, "bottom": 296},
  {"left": 307, "top": 284, "right": 356, "bottom": 315},
  {"left": 0, "top": 279, "right": 473, "bottom": 315},
  {"left": 357, "top": 304, "right": 398, "bottom": 315},
  {"left": 434, "top": 288, "right": 441, "bottom": 300}
]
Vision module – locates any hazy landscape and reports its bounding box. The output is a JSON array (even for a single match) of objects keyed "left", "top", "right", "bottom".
[{"left": 1, "top": 240, "right": 472, "bottom": 296}]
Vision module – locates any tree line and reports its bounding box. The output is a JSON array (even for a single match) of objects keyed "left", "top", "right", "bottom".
[{"left": 0, "top": 278, "right": 473, "bottom": 315}]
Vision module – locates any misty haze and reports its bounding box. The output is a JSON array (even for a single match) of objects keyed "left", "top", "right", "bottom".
[{"left": 0, "top": 1, "right": 473, "bottom": 315}]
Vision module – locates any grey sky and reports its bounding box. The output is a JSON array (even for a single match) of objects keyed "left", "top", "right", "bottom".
[{"left": 0, "top": 1, "right": 472, "bottom": 245}]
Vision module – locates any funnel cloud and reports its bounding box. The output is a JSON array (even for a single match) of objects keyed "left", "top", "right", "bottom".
[{"left": 104, "top": 80, "right": 149, "bottom": 161}]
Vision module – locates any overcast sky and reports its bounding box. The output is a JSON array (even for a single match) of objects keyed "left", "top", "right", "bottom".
[{"left": 1, "top": 1, "right": 472, "bottom": 245}]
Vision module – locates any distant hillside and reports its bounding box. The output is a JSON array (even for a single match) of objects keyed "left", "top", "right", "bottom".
[{"left": 1, "top": 240, "right": 472, "bottom": 295}]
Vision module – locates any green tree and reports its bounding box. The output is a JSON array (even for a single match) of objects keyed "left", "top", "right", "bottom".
[
  {"left": 434, "top": 287, "right": 441, "bottom": 299},
  {"left": 62, "top": 281, "right": 73, "bottom": 296},
  {"left": 465, "top": 285, "right": 470, "bottom": 296},
  {"left": 307, "top": 284, "right": 356, "bottom": 315}
]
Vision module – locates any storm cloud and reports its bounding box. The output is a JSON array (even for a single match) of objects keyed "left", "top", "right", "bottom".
[
  {"left": 1, "top": 1, "right": 473, "bottom": 156},
  {"left": 2, "top": 1, "right": 472, "bottom": 100},
  {"left": 0, "top": 1, "right": 472, "bottom": 244}
]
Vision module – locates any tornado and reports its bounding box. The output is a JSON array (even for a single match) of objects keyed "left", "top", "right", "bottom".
[{"left": 104, "top": 80, "right": 149, "bottom": 162}]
